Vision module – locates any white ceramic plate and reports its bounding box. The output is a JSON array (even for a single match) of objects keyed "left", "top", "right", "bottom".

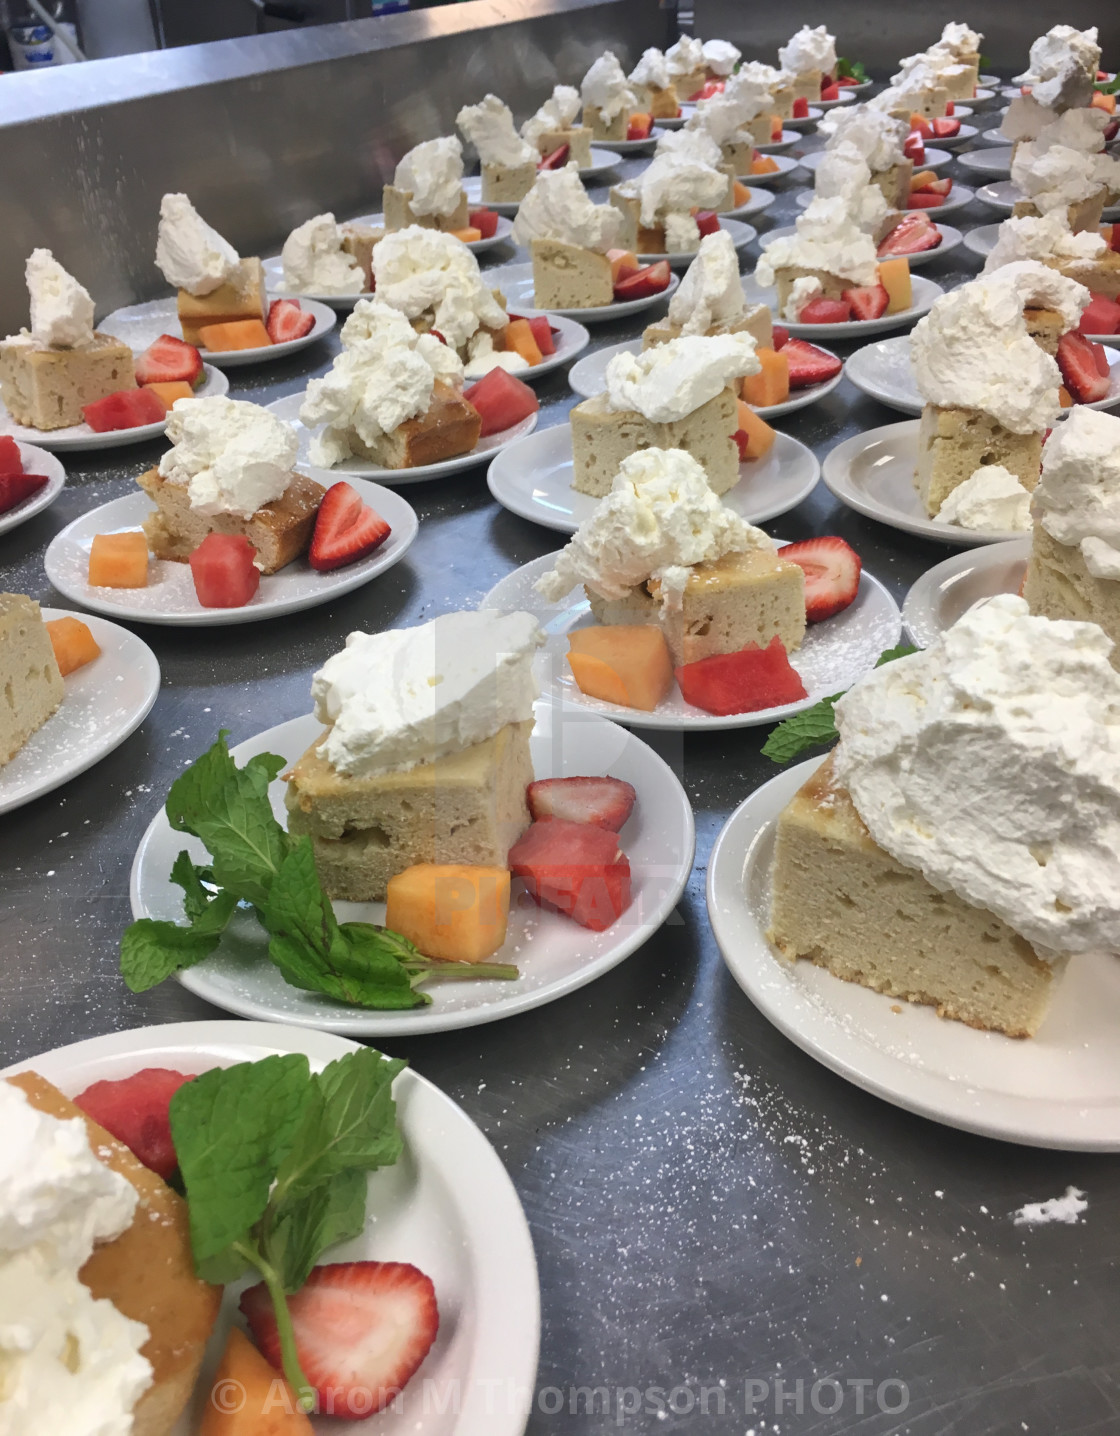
[
  {"left": 822, "top": 418, "right": 1030, "bottom": 545},
  {"left": 957, "top": 147, "right": 1011, "bottom": 176},
  {"left": 268, "top": 391, "right": 539, "bottom": 485},
  {"left": 654, "top": 110, "right": 688, "bottom": 129},
  {"left": 597, "top": 125, "right": 666, "bottom": 154},
  {"left": 814, "top": 90, "right": 857, "bottom": 110},
  {"left": 487, "top": 423, "right": 820, "bottom": 534},
  {"left": 920, "top": 122, "right": 979, "bottom": 149},
  {"left": 961, "top": 222, "right": 1000, "bottom": 258},
  {"left": 977, "top": 179, "right": 1120, "bottom": 220},
  {"left": 0, "top": 364, "right": 228, "bottom": 452},
  {"left": 100, "top": 296, "right": 336, "bottom": 365},
  {"left": 801, "top": 145, "right": 952, "bottom": 173},
  {"left": 482, "top": 551, "right": 900, "bottom": 732},
  {"left": 721, "top": 187, "right": 777, "bottom": 220},
  {"left": 796, "top": 181, "right": 977, "bottom": 217},
  {"left": 462, "top": 149, "right": 619, "bottom": 212},
  {"left": 567, "top": 337, "right": 844, "bottom": 416},
  {"left": 970, "top": 87, "right": 998, "bottom": 107},
  {"left": 343, "top": 210, "right": 515, "bottom": 255},
  {"left": 783, "top": 107, "right": 823, "bottom": 131},
  {"left": 611, "top": 216, "right": 755, "bottom": 268},
  {"left": 708, "top": 760, "right": 1120, "bottom": 1150},
  {"left": 980, "top": 128, "right": 1011, "bottom": 145},
  {"left": 482, "top": 261, "right": 680, "bottom": 322},
  {"left": 0, "top": 607, "right": 159, "bottom": 815},
  {"left": 44, "top": 479, "right": 418, "bottom": 626},
  {"left": 846, "top": 333, "right": 1120, "bottom": 415},
  {"left": 130, "top": 701, "right": 695, "bottom": 1035},
  {"left": 0, "top": 443, "right": 66, "bottom": 535},
  {"left": 731, "top": 153, "right": 803, "bottom": 183},
  {"left": 902, "top": 538, "right": 1029, "bottom": 648},
  {"left": 0, "top": 1019, "right": 540, "bottom": 1436},
  {"left": 741, "top": 272, "right": 943, "bottom": 339},
  {"left": 760, "top": 222, "right": 963, "bottom": 268},
  {"left": 755, "top": 130, "right": 802, "bottom": 154}
]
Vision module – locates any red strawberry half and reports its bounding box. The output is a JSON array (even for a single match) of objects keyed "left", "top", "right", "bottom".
[
  {"left": 538, "top": 143, "right": 569, "bottom": 170},
  {"left": 0, "top": 435, "right": 24, "bottom": 476},
  {"left": 782, "top": 338, "right": 842, "bottom": 388},
  {"left": 267, "top": 299, "right": 315, "bottom": 344},
  {"left": 792, "top": 96, "right": 810, "bottom": 119},
  {"left": 907, "top": 191, "right": 945, "bottom": 209},
  {"left": 527, "top": 776, "right": 637, "bottom": 831},
  {"left": 613, "top": 260, "right": 671, "bottom": 300},
  {"left": 309, "top": 481, "right": 391, "bottom": 572},
  {"left": 134, "top": 333, "right": 203, "bottom": 387},
  {"left": 798, "top": 298, "right": 851, "bottom": 324},
  {"left": 241, "top": 1261, "right": 439, "bottom": 1418},
  {"left": 877, "top": 216, "right": 942, "bottom": 256},
  {"left": 931, "top": 116, "right": 961, "bottom": 137},
  {"left": 0, "top": 470, "right": 50, "bottom": 515},
  {"left": 75, "top": 1068, "right": 196, "bottom": 1180},
  {"left": 771, "top": 324, "right": 790, "bottom": 350},
  {"left": 842, "top": 283, "right": 889, "bottom": 321},
  {"left": 779, "top": 536, "right": 862, "bottom": 621},
  {"left": 1058, "top": 331, "right": 1110, "bottom": 403},
  {"left": 508, "top": 818, "right": 631, "bottom": 931}
]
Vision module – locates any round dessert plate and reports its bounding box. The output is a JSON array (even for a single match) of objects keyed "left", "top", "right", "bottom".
[
  {"left": 754, "top": 129, "right": 802, "bottom": 154},
  {"left": 961, "top": 222, "right": 1000, "bottom": 258},
  {"left": 902, "top": 537, "right": 1029, "bottom": 648},
  {"left": 733, "top": 153, "right": 803, "bottom": 184},
  {"left": 100, "top": 295, "right": 336, "bottom": 364},
  {"left": 796, "top": 182, "right": 977, "bottom": 216},
  {"left": 334, "top": 212, "right": 515, "bottom": 257},
  {"left": 482, "top": 261, "right": 680, "bottom": 322},
  {"left": 708, "top": 759, "right": 1120, "bottom": 1150},
  {"left": 598, "top": 125, "right": 667, "bottom": 154},
  {"left": 979, "top": 127, "right": 1011, "bottom": 145},
  {"left": 633, "top": 217, "right": 756, "bottom": 267},
  {"left": 979, "top": 73, "right": 1001, "bottom": 86},
  {"left": 0, "top": 443, "right": 66, "bottom": 535},
  {"left": 814, "top": 90, "right": 857, "bottom": 110},
  {"left": 268, "top": 390, "right": 539, "bottom": 486},
  {"left": 721, "top": 187, "right": 777, "bottom": 221},
  {"left": 0, "top": 364, "right": 228, "bottom": 451},
  {"left": 969, "top": 87, "right": 998, "bottom": 107},
  {"left": 846, "top": 333, "right": 1120, "bottom": 415},
  {"left": 977, "top": 179, "right": 1120, "bottom": 220},
  {"left": 783, "top": 106, "right": 823, "bottom": 131},
  {"left": 760, "top": 221, "right": 963, "bottom": 268},
  {"left": 0, "top": 607, "right": 159, "bottom": 815},
  {"left": 482, "top": 551, "right": 900, "bottom": 732},
  {"left": 957, "top": 146, "right": 1011, "bottom": 176},
  {"left": 822, "top": 418, "right": 1031, "bottom": 545},
  {"left": 741, "top": 272, "right": 943, "bottom": 339},
  {"left": 462, "top": 149, "right": 619, "bottom": 212},
  {"left": 801, "top": 145, "right": 952, "bottom": 173},
  {"left": 567, "top": 337, "right": 845, "bottom": 417},
  {"left": 131, "top": 702, "right": 695, "bottom": 1036},
  {"left": 487, "top": 423, "right": 820, "bottom": 534},
  {"left": 950, "top": 105, "right": 974, "bottom": 118},
  {"left": 0, "top": 1019, "right": 540, "bottom": 1436},
  {"left": 654, "top": 109, "right": 688, "bottom": 129},
  {"left": 44, "top": 477, "right": 418, "bottom": 626}
]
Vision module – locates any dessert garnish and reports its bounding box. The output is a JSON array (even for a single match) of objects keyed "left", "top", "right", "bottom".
[{"left": 761, "top": 643, "right": 916, "bottom": 762}]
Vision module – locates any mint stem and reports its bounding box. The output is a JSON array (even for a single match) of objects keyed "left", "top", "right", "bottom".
[
  {"left": 408, "top": 959, "right": 520, "bottom": 985},
  {"left": 234, "top": 1240, "right": 316, "bottom": 1414}
]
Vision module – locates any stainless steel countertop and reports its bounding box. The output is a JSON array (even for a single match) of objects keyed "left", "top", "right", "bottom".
[{"left": 3, "top": 114, "right": 1118, "bottom": 1435}]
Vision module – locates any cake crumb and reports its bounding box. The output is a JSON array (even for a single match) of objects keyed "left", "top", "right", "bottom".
[{"left": 1012, "top": 1186, "right": 1087, "bottom": 1227}]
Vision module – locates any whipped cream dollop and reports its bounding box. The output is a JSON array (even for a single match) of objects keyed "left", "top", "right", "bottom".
[
  {"left": 160, "top": 395, "right": 297, "bottom": 518},
  {"left": 686, "top": 89, "right": 755, "bottom": 146},
  {"left": 778, "top": 25, "right": 836, "bottom": 77},
  {"left": 667, "top": 230, "right": 748, "bottom": 335},
  {"left": 666, "top": 35, "right": 705, "bottom": 78},
  {"left": 983, "top": 210, "right": 1109, "bottom": 275},
  {"left": 630, "top": 47, "right": 672, "bottom": 91},
  {"left": 0, "top": 1080, "right": 152, "bottom": 1436},
  {"left": 615, "top": 150, "right": 728, "bottom": 230},
  {"left": 1000, "top": 95, "right": 1050, "bottom": 144},
  {"left": 312, "top": 609, "right": 543, "bottom": 776},
  {"left": 1033, "top": 408, "right": 1120, "bottom": 578},
  {"left": 702, "top": 39, "right": 741, "bottom": 77},
  {"left": 393, "top": 136, "right": 465, "bottom": 218},
  {"left": 833, "top": 593, "right": 1120, "bottom": 958},
  {"left": 1015, "top": 25, "right": 1101, "bottom": 111},
  {"left": 909, "top": 261, "right": 1089, "bottom": 433},
  {"left": 511, "top": 165, "right": 624, "bottom": 253},
  {"left": 281, "top": 213, "right": 364, "bottom": 295},
  {"left": 536, "top": 447, "right": 772, "bottom": 608},
  {"left": 603, "top": 331, "right": 759, "bottom": 422},
  {"left": 893, "top": 48, "right": 972, "bottom": 89},
  {"left": 370, "top": 226, "right": 507, "bottom": 350},
  {"left": 22, "top": 249, "right": 95, "bottom": 349},
  {"left": 755, "top": 195, "right": 880, "bottom": 290},
  {"left": 655, "top": 125, "right": 724, "bottom": 169},
  {"left": 581, "top": 51, "right": 637, "bottom": 122},
  {"left": 819, "top": 104, "right": 908, "bottom": 171},
  {"left": 940, "top": 22, "right": 982, "bottom": 56},
  {"left": 457, "top": 94, "right": 536, "bottom": 168},
  {"left": 874, "top": 60, "right": 946, "bottom": 112},
  {"left": 521, "top": 84, "right": 581, "bottom": 148},
  {"left": 934, "top": 464, "right": 1032, "bottom": 531},
  {"left": 813, "top": 143, "right": 890, "bottom": 235},
  {"left": 1011, "top": 107, "right": 1120, "bottom": 212},
  {"left": 155, "top": 193, "right": 241, "bottom": 297}
]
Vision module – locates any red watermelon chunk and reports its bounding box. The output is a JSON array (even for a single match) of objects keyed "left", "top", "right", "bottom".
[
  {"left": 74, "top": 1068, "right": 196, "bottom": 1179},
  {"left": 462, "top": 367, "right": 539, "bottom": 436},
  {"left": 82, "top": 387, "right": 168, "bottom": 432},
  {"left": 676, "top": 637, "right": 808, "bottom": 716},
  {"left": 189, "top": 532, "right": 261, "bottom": 608}
]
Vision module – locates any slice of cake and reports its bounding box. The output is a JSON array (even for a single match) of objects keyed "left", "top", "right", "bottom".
[
  {"left": 610, "top": 149, "right": 730, "bottom": 254},
  {"left": 983, "top": 210, "right": 1120, "bottom": 300},
  {"left": 0, "top": 249, "right": 135, "bottom": 430},
  {"left": 755, "top": 196, "right": 882, "bottom": 320},
  {"left": 382, "top": 136, "right": 469, "bottom": 233},
  {"left": 0, "top": 592, "right": 64, "bottom": 764},
  {"left": 812, "top": 144, "right": 899, "bottom": 241},
  {"left": 155, "top": 193, "right": 268, "bottom": 345},
  {"left": 1010, "top": 107, "right": 1120, "bottom": 234},
  {"left": 280, "top": 212, "right": 364, "bottom": 296},
  {"left": 665, "top": 35, "right": 709, "bottom": 105},
  {"left": 1014, "top": 24, "right": 1101, "bottom": 114},
  {"left": 457, "top": 94, "right": 539, "bottom": 204},
  {"left": 817, "top": 106, "right": 913, "bottom": 212},
  {"left": 580, "top": 51, "right": 637, "bottom": 141},
  {"left": 520, "top": 84, "right": 593, "bottom": 167},
  {"left": 778, "top": 25, "right": 836, "bottom": 102},
  {"left": 340, "top": 222, "right": 384, "bottom": 291},
  {"left": 685, "top": 74, "right": 779, "bottom": 175},
  {"left": 644, "top": 229, "right": 774, "bottom": 348},
  {"left": 629, "top": 48, "right": 679, "bottom": 119},
  {"left": 512, "top": 165, "right": 627, "bottom": 309},
  {"left": 736, "top": 60, "right": 797, "bottom": 120}
]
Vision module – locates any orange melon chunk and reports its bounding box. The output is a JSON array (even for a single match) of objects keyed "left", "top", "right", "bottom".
[
  {"left": 607, "top": 248, "right": 640, "bottom": 283},
  {"left": 741, "top": 348, "right": 790, "bottom": 408},
  {"left": 1091, "top": 90, "right": 1116, "bottom": 113},
  {"left": 46, "top": 616, "right": 101, "bottom": 675},
  {"left": 386, "top": 863, "right": 510, "bottom": 962},
  {"left": 731, "top": 180, "right": 752, "bottom": 206},
  {"left": 1059, "top": 385, "right": 1074, "bottom": 408},
  {"left": 450, "top": 226, "right": 484, "bottom": 243},
  {"left": 567, "top": 626, "right": 674, "bottom": 711},
  {"left": 197, "top": 319, "right": 272, "bottom": 351},
  {"left": 88, "top": 532, "right": 149, "bottom": 588},
  {"left": 735, "top": 400, "right": 776, "bottom": 459},
  {"left": 750, "top": 154, "right": 780, "bottom": 175},
  {"left": 143, "top": 380, "right": 195, "bottom": 411},
  {"left": 504, "top": 318, "right": 544, "bottom": 367},
  {"left": 909, "top": 169, "right": 938, "bottom": 192},
  {"left": 769, "top": 114, "right": 783, "bottom": 140},
  {"left": 199, "top": 1327, "right": 312, "bottom": 1436},
  {"left": 877, "top": 256, "right": 912, "bottom": 314}
]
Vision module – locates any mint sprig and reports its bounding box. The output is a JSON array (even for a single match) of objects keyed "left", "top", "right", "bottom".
[
  {"left": 1095, "top": 74, "right": 1120, "bottom": 96},
  {"left": 835, "top": 57, "right": 867, "bottom": 83},
  {"left": 762, "top": 644, "right": 917, "bottom": 763},
  {"left": 121, "top": 732, "right": 519, "bottom": 1006}
]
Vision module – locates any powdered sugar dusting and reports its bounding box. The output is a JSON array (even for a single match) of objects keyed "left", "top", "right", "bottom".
[{"left": 1013, "top": 1187, "right": 1088, "bottom": 1227}]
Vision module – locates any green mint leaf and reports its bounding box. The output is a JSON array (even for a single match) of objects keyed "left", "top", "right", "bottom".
[
  {"left": 170, "top": 850, "right": 217, "bottom": 921},
  {"left": 876, "top": 642, "right": 917, "bottom": 667},
  {"left": 763, "top": 643, "right": 918, "bottom": 764},
  {"left": 267, "top": 1169, "right": 369, "bottom": 1293},
  {"left": 1096, "top": 74, "right": 1120, "bottom": 95},
  {"left": 119, "top": 889, "right": 238, "bottom": 992},
  {"left": 835, "top": 57, "right": 867, "bottom": 82}
]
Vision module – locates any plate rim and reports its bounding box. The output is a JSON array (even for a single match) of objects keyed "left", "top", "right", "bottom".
[
  {"left": 100, "top": 296, "right": 337, "bottom": 363},
  {"left": 0, "top": 443, "right": 66, "bottom": 533},
  {"left": 901, "top": 536, "right": 1031, "bottom": 647}
]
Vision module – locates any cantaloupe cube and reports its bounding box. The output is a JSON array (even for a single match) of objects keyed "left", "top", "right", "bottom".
[
  {"left": 504, "top": 318, "right": 544, "bottom": 367},
  {"left": 144, "top": 381, "right": 195, "bottom": 411},
  {"left": 750, "top": 154, "right": 780, "bottom": 175},
  {"left": 197, "top": 319, "right": 272, "bottom": 351},
  {"left": 732, "top": 180, "right": 752, "bottom": 206},
  {"left": 1059, "top": 385, "right": 1074, "bottom": 408},
  {"left": 450, "top": 226, "right": 484, "bottom": 243},
  {"left": 909, "top": 169, "right": 938, "bottom": 192},
  {"left": 88, "top": 532, "right": 149, "bottom": 588},
  {"left": 1091, "top": 90, "right": 1116, "bottom": 113},
  {"left": 878, "top": 257, "right": 912, "bottom": 315},
  {"left": 567, "top": 625, "right": 674, "bottom": 711},
  {"left": 199, "top": 1327, "right": 311, "bottom": 1436},
  {"left": 769, "top": 114, "right": 782, "bottom": 140},
  {"left": 386, "top": 863, "right": 510, "bottom": 962},
  {"left": 607, "top": 248, "right": 640, "bottom": 283},
  {"left": 741, "top": 348, "right": 790, "bottom": 408},
  {"left": 735, "top": 400, "right": 776, "bottom": 459},
  {"left": 46, "top": 617, "right": 100, "bottom": 675}
]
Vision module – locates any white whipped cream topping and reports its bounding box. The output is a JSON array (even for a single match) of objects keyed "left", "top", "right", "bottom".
[
  {"left": 1011, "top": 108, "right": 1120, "bottom": 212},
  {"left": 983, "top": 210, "right": 1109, "bottom": 274},
  {"left": 702, "top": 40, "right": 741, "bottom": 77},
  {"left": 603, "top": 331, "right": 759, "bottom": 422},
  {"left": 393, "top": 136, "right": 465, "bottom": 218},
  {"left": 630, "top": 47, "right": 672, "bottom": 91},
  {"left": 655, "top": 125, "right": 724, "bottom": 169},
  {"left": 686, "top": 90, "right": 755, "bottom": 146},
  {"left": 457, "top": 94, "right": 536, "bottom": 167},
  {"left": 521, "top": 84, "right": 581, "bottom": 148},
  {"left": 511, "top": 165, "right": 624, "bottom": 253},
  {"left": 783, "top": 276, "right": 823, "bottom": 321},
  {"left": 616, "top": 151, "right": 728, "bottom": 228},
  {"left": 0, "top": 1081, "right": 152, "bottom": 1436},
  {"left": 880, "top": 59, "right": 947, "bottom": 106},
  {"left": 1000, "top": 96, "right": 1049, "bottom": 144},
  {"left": 819, "top": 104, "right": 909, "bottom": 170},
  {"left": 755, "top": 195, "right": 880, "bottom": 289},
  {"left": 813, "top": 143, "right": 890, "bottom": 235},
  {"left": 666, "top": 35, "right": 705, "bottom": 78},
  {"left": 22, "top": 249, "right": 95, "bottom": 349},
  {"left": 940, "top": 22, "right": 982, "bottom": 56},
  {"left": 1016, "top": 25, "right": 1101, "bottom": 110},
  {"left": 581, "top": 51, "right": 637, "bottom": 122},
  {"left": 159, "top": 395, "right": 298, "bottom": 518},
  {"left": 312, "top": 609, "right": 543, "bottom": 776},
  {"left": 281, "top": 213, "right": 364, "bottom": 295},
  {"left": 667, "top": 230, "right": 747, "bottom": 335},
  {"left": 910, "top": 262, "right": 1089, "bottom": 433},
  {"left": 155, "top": 193, "right": 241, "bottom": 297},
  {"left": 370, "top": 226, "right": 507, "bottom": 350},
  {"left": 536, "top": 447, "right": 772, "bottom": 608},
  {"left": 834, "top": 593, "right": 1120, "bottom": 957},
  {"left": 1033, "top": 408, "right": 1120, "bottom": 578},
  {"left": 462, "top": 330, "right": 531, "bottom": 378},
  {"left": 893, "top": 48, "right": 971, "bottom": 89},
  {"left": 778, "top": 25, "right": 836, "bottom": 77},
  {"left": 934, "top": 464, "right": 1032, "bottom": 531}
]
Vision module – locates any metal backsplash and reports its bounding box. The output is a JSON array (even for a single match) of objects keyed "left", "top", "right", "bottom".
[{"left": 0, "top": 0, "right": 661, "bottom": 334}]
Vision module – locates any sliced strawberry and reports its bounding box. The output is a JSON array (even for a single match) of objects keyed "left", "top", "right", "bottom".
[
  {"left": 820, "top": 73, "right": 834, "bottom": 89},
  {"left": 837, "top": 76, "right": 860, "bottom": 87},
  {"left": 267, "top": 298, "right": 315, "bottom": 344},
  {"left": 134, "top": 333, "right": 203, "bottom": 387},
  {"left": 945, "top": 100, "right": 955, "bottom": 115},
  {"left": 903, "top": 134, "right": 926, "bottom": 164},
  {"left": 613, "top": 260, "right": 671, "bottom": 299},
  {"left": 626, "top": 115, "right": 653, "bottom": 140},
  {"left": 919, "top": 177, "right": 953, "bottom": 196},
  {"left": 798, "top": 298, "right": 852, "bottom": 324},
  {"left": 771, "top": 325, "right": 790, "bottom": 350},
  {"left": 877, "top": 220, "right": 942, "bottom": 256},
  {"left": 782, "top": 338, "right": 842, "bottom": 388},
  {"left": 74, "top": 1069, "right": 195, "bottom": 1180},
  {"left": 509, "top": 818, "right": 631, "bottom": 930},
  {"left": 909, "top": 115, "right": 933, "bottom": 138},
  {"left": 539, "top": 143, "right": 569, "bottom": 170},
  {"left": 779, "top": 536, "right": 862, "bottom": 621},
  {"left": 309, "top": 481, "right": 391, "bottom": 572},
  {"left": 842, "top": 283, "right": 889, "bottom": 321},
  {"left": 820, "top": 82, "right": 840, "bottom": 101},
  {"left": 695, "top": 210, "right": 720, "bottom": 237},
  {"left": 527, "top": 776, "right": 637, "bottom": 831},
  {"left": 241, "top": 1261, "right": 438, "bottom": 1418},
  {"left": 792, "top": 96, "right": 810, "bottom": 118},
  {"left": 468, "top": 207, "right": 500, "bottom": 239},
  {"left": 82, "top": 388, "right": 168, "bottom": 431},
  {"left": 690, "top": 79, "right": 725, "bottom": 101},
  {"left": 931, "top": 116, "right": 961, "bottom": 137},
  {"left": 1105, "top": 120, "right": 1120, "bottom": 144},
  {"left": 1081, "top": 293, "right": 1120, "bottom": 336},
  {"left": 0, "top": 471, "right": 49, "bottom": 514},
  {"left": 0, "top": 435, "right": 23, "bottom": 476},
  {"left": 676, "top": 636, "right": 807, "bottom": 715},
  {"left": 462, "top": 366, "right": 539, "bottom": 435},
  {"left": 189, "top": 533, "right": 261, "bottom": 607},
  {"left": 1092, "top": 341, "right": 1110, "bottom": 378},
  {"left": 1058, "top": 331, "right": 1110, "bottom": 402},
  {"left": 907, "top": 192, "right": 945, "bottom": 209}
]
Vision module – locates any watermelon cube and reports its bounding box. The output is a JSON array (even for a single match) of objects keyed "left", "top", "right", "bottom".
[
  {"left": 82, "top": 387, "right": 168, "bottom": 432},
  {"left": 462, "top": 367, "right": 539, "bottom": 436},
  {"left": 189, "top": 533, "right": 261, "bottom": 608},
  {"left": 676, "top": 637, "right": 808, "bottom": 715}
]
